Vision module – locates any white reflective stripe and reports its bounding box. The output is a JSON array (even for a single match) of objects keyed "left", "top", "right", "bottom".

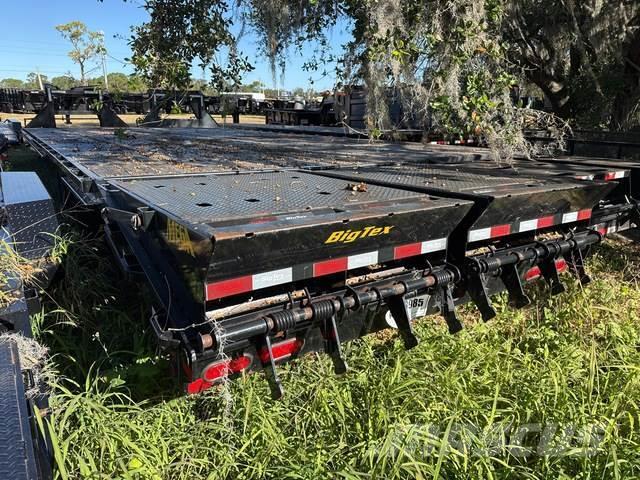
[
  {"left": 615, "top": 171, "right": 626, "bottom": 179},
  {"left": 562, "top": 211, "right": 579, "bottom": 223},
  {"left": 518, "top": 219, "right": 538, "bottom": 232},
  {"left": 619, "top": 221, "right": 632, "bottom": 231},
  {"left": 607, "top": 225, "right": 617, "bottom": 234},
  {"left": 468, "top": 228, "right": 491, "bottom": 242},
  {"left": 421, "top": 237, "right": 447, "bottom": 253},
  {"left": 348, "top": 251, "right": 379, "bottom": 269},
  {"left": 252, "top": 268, "right": 292, "bottom": 290}
]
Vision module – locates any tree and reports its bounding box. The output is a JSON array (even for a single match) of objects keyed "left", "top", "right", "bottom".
[
  {"left": 51, "top": 73, "right": 77, "bottom": 90},
  {"left": 126, "top": 74, "right": 149, "bottom": 93},
  {"left": 0, "top": 78, "right": 25, "bottom": 89},
  {"left": 56, "top": 21, "right": 106, "bottom": 84},
  {"left": 502, "top": 0, "right": 640, "bottom": 129},
  {"left": 25, "top": 72, "right": 48, "bottom": 90},
  {"left": 127, "top": 0, "right": 640, "bottom": 153},
  {"left": 128, "top": 0, "right": 252, "bottom": 91},
  {"left": 103, "top": 72, "right": 129, "bottom": 92}
]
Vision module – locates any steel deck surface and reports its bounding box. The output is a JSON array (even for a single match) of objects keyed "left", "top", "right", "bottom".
[
  {"left": 315, "top": 164, "right": 559, "bottom": 196},
  {"left": 25, "top": 127, "right": 492, "bottom": 180},
  {"left": 429, "top": 159, "right": 631, "bottom": 182},
  {"left": 111, "top": 171, "right": 464, "bottom": 226}
]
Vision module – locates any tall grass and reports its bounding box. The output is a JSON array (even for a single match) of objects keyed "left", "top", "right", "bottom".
[{"left": 33, "top": 231, "right": 640, "bottom": 480}]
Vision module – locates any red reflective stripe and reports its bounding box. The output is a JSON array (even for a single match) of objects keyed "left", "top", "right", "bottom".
[
  {"left": 525, "top": 259, "right": 568, "bottom": 283},
  {"left": 313, "top": 257, "right": 348, "bottom": 277},
  {"left": 248, "top": 216, "right": 278, "bottom": 224},
  {"left": 537, "top": 216, "right": 555, "bottom": 229},
  {"left": 524, "top": 266, "right": 541, "bottom": 282},
  {"left": 394, "top": 242, "right": 422, "bottom": 260},
  {"left": 490, "top": 224, "right": 511, "bottom": 238},
  {"left": 577, "top": 209, "right": 592, "bottom": 221},
  {"left": 605, "top": 172, "right": 616, "bottom": 181},
  {"left": 556, "top": 258, "right": 568, "bottom": 273},
  {"left": 206, "top": 276, "right": 253, "bottom": 301}
]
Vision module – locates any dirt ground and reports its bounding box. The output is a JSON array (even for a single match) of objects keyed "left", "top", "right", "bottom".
[{"left": 0, "top": 112, "right": 266, "bottom": 128}]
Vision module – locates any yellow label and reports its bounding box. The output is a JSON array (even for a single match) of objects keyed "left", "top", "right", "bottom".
[
  {"left": 324, "top": 226, "right": 394, "bottom": 244},
  {"left": 166, "top": 219, "right": 195, "bottom": 256}
]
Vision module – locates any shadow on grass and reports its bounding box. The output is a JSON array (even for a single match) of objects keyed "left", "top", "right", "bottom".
[{"left": 33, "top": 228, "right": 181, "bottom": 404}]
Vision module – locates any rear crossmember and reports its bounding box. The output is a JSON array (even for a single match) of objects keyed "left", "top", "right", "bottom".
[{"left": 188, "top": 229, "right": 609, "bottom": 398}]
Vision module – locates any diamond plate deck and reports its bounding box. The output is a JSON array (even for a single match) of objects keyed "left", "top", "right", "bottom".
[
  {"left": 25, "top": 127, "right": 492, "bottom": 180},
  {"left": 315, "top": 164, "right": 614, "bottom": 232},
  {"left": 111, "top": 170, "right": 465, "bottom": 226},
  {"left": 316, "top": 163, "right": 553, "bottom": 196}
]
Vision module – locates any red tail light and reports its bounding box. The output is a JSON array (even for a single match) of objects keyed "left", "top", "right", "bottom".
[
  {"left": 258, "top": 338, "right": 304, "bottom": 364},
  {"left": 524, "top": 259, "right": 568, "bottom": 282},
  {"left": 186, "top": 354, "right": 252, "bottom": 394}
]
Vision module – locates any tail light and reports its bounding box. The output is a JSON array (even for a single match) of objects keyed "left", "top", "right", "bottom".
[
  {"left": 258, "top": 338, "right": 304, "bottom": 364},
  {"left": 186, "top": 354, "right": 252, "bottom": 394},
  {"left": 524, "top": 258, "right": 568, "bottom": 282}
]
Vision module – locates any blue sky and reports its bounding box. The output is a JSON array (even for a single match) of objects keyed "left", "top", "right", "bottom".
[{"left": 0, "top": 0, "right": 348, "bottom": 90}]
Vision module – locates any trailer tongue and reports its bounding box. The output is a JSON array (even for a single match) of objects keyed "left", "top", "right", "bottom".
[{"left": 23, "top": 126, "right": 638, "bottom": 398}]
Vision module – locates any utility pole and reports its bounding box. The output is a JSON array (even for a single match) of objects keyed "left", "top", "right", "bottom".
[
  {"left": 36, "top": 69, "right": 43, "bottom": 90},
  {"left": 99, "top": 30, "right": 108, "bottom": 91},
  {"left": 102, "top": 53, "right": 109, "bottom": 90}
]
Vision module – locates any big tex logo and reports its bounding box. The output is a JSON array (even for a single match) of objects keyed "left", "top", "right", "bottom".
[{"left": 324, "top": 225, "right": 394, "bottom": 244}]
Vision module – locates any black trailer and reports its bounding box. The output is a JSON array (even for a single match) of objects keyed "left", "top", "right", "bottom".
[{"left": 23, "top": 125, "right": 638, "bottom": 398}]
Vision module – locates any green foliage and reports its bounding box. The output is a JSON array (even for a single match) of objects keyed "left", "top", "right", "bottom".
[
  {"left": 56, "top": 21, "right": 106, "bottom": 83},
  {"left": 40, "top": 236, "right": 640, "bottom": 479},
  {"left": 0, "top": 78, "right": 25, "bottom": 88},
  {"left": 502, "top": 0, "right": 640, "bottom": 129},
  {"left": 26, "top": 72, "right": 48, "bottom": 89},
  {"left": 50, "top": 74, "right": 77, "bottom": 90},
  {"left": 128, "top": 0, "right": 253, "bottom": 90}
]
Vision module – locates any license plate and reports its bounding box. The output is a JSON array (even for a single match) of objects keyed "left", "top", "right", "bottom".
[{"left": 385, "top": 293, "right": 430, "bottom": 328}]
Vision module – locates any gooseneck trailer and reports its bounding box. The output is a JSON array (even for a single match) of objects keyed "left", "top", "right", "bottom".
[{"left": 22, "top": 126, "right": 639, "bottom": 399}]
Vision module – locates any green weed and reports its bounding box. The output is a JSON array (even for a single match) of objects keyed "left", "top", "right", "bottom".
[{"left": 35, "top": 232, "right": 640, "bottom": 480}]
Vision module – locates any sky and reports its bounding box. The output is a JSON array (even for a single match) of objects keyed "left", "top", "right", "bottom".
[{"left": 0, "top": 0, "right": 349, "bottom": 90}]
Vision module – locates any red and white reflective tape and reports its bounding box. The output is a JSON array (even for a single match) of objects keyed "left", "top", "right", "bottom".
[
  {"left": 604, "top": 170, "right": 628, "bottom": 181},
  {"left": 430, "top": 139, "right": 476, "bottom": 146},
  {"left": 576, "top": 170, "right": 628, "bottom": 182},
  {"left": 206, "top": 236, "right": 448, "bottom": 301},
  {"left": 468, "top": 209, "right": 592, "bottom": 243},
  {"left": 592, "top": 219, "right": 633, "bottom": 236}
]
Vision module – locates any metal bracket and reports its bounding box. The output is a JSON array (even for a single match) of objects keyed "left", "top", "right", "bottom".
[
  {"left": 260, "top": 335, "right": 285, "bottom": 399},
  {"left": 539, "top": 257, "right": 566, "bottom": 295},
  {"left": 565, "top": 247, "right": 591, "bottom": 285},
  {"left": 500, "top": 263, "right": 531, "bottom": 308},
  {"left": 321, "top": 315, "right": 348, "bottom": 374},
  {"left": 440, "top": 283, "right": 463, "bottom": 334},
  {"left": 98, "top": 103, "right": 129, "bottom": 128},
  {"left": 101, "top": 206, "right": 155, "bottom": 231},
  {"left": 149, "top": 309, "right": 180, "bottom": 351},
  {"left": 466, "top": 273, "right": 497, "bottom": 321},
  {"left": 387, "top": 294, "right": 419, "bottom": 348}
]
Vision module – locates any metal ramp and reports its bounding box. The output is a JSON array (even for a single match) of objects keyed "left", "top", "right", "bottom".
[{"left": 0, "top": 339, "right": 39, "bottom": 480}]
